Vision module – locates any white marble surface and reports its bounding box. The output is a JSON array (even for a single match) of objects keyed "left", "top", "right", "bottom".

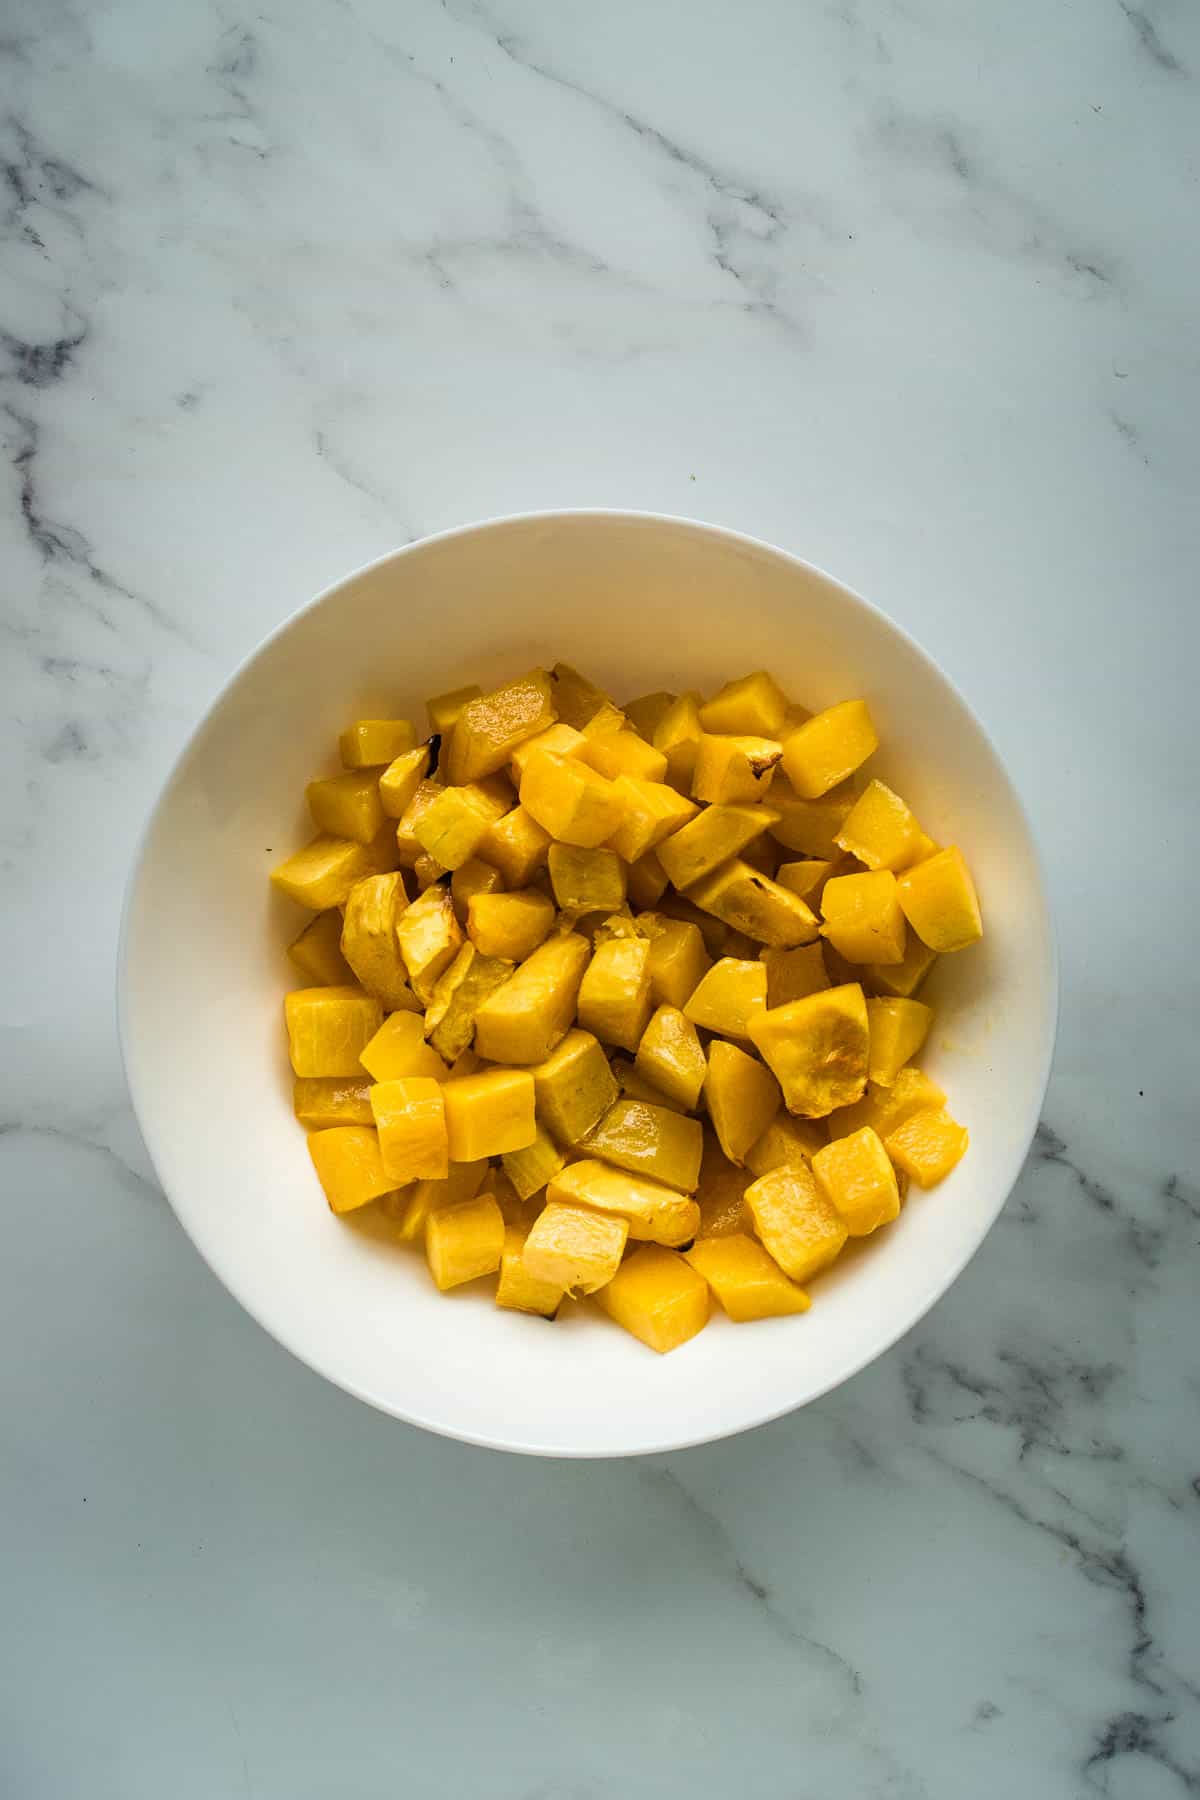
[{"left": 2, "top": 0, "right": 1198, "bottom": 1793}]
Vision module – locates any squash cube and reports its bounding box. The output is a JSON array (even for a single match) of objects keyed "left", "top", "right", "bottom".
[
  {"left": 684, "top": 958, "right": 767, "bottom": 1039},
  {"left": 396, "top": 881, "right": 463, "bottom": 1003},
  {"left": 826, "top": 1065, "right": 947, "bottom": 1142},
  {"left": 688, "top": 860, "right": 819, "bottom": 949},
  {"left": 626, "top": 849, "right": 670, "bottom": 908},
  {"left": 531, "top": 1028, "right": 619, "bottom": 1145},
  {"left": 501, "top": 1123, "right": 567, "bottom": 1201},
  {"left": 636, "top": 917, "right": 708, "bottom": 1011},
  {"left": 760, "top": 943, "right": 830, "bottom": 1007},
  {"left": 382, "top": 1158, "right": 487, "bottom": 1241},
  {"left": 341, "top": 871, "right": 419, "bottom": 1011},
  {"left": 548, "top": 661, "right": 614, "bottom": 730},
  {"left": 596, "top": 1246, "right": 710, "bottom": 1353},
  {"left": 699, "top": 670, "right": 789, "bottom": 738},
  {"left": 577, "top": 937, "right": 652, "bottom": 1052},
  {"left": 450, "top": 856, "right": 505, "bottom": 922},
  {"left": 743, "top": 1163, "right": 848, "bottom": 1281},
  {"left": 811, "top": 1127, "right": 901, "bottom": 1235},
  {"left": 474, "top": 932, "right": 591, "bottom": 1063},
  {"left": 424, "top": 944, "right": 515, "bottom": 1061},
  {"left": 285, "top": 985, "right": 383, "bottom": 1077},
  {"left": 651, "top": 692, "right": 705, "bottom": 792},
  {"left": 605, "top": 778, "right": 698, "bottom": 864},
  {"left": 548, "top": 843, "right": 627, "bottom": 914},
  {"left": 548, "top": 1160, "right": 700, "bottom": 1246},
  {"left": 271, "top": 830, "right": 397, "bottom": 911},
  {"left": 466, "top": 889, "right": 556, "bottom": 962},
  {"left": 360, "top": 1009, "right": 449, "bottom": 1083},
  {"left": 623, "top": 691, "right": 677, "bottom": 741},
  {"left": 685, "top": 1234, "right": 810, "bottom": 1321},
  {"left": 836, "top": 779, "right": 928, "bottom": 871},
  {"left": 339, "top": 718, "right": 417, "bottom": 770},
  {"left": 656, "top": 804, "right": 779, "bottom": 890},
  {"left": 691, "top": 734, "right": 783, "bottom": 805},
  {"left": 523, "top": 1201, "right": 628, "bottom": 1294},
  {"left": 446, "top": 669, "right": 556, "bottom": 783},
  {"left": 656, "top": 893, "right": 730, "bottom": 957},
  {"left": 769, "top": 782, "right": 857, "bottom": 857},
  {"left": 583, "top": 1098, "right": 703, "bottom": 1193},
  {"left": 896, "top": 847, "right": 983, "bottom": 952},
  {"left": 393, "top": 781, "right": 445, "bottom": 868},
  {"left": 442, "top": 1068, "right": 536, "bottom": 1160},
  {"left": 425, "top": 1193, "right": 505, "bottom": 1290},
  {"left": 866, "top": 928, "right": 938, "bottom": 999},
  {"left": 426, "top": 684, "right": 481, "bottom": 735},
  {"left": 866, "top": 996, "right": 934, "bottom": 1086},
  {"left": 478, "top": 805, "right": 552, "bottom": 886},
  {"left": 781, "top": 700, "right": 878, "bottom": 798},
  {"left": 413, "top": 783, "right": 506, "bottom": 870},
  {"left": 576, "top": 728, "right": 668, "bottom": 785},
  {"left": 306, "top": 770, "right": 385, "bottom": 846},
  {"left": 495, "top": 1225, "right": 565, "bottom": 1318},
  {"left": 695, "top": 1130, "right": 750, "bottom": 1237},
  {"left": 704, "top": 1040, "right": 781, "bottom": 1165},
  {"left": 292, "top": 1076, "right": 374, "bottom": 1129},
  {"left": 884, "top": 1108, "right": 969, "bottom": 1187},
  {"left": 820, "top": 869, "right": 907, "bottom": 964},
  {"left": 307, "top": 1126, "right": 396, "bottom": 1213},
  {"left": 370, "top": 1076, "right": 448, "bottom": 1183},
  {"left": 775, "top": 859, "right": 834, "bottom": 903},
  {"left": 510, "top": 722, "right": 587, "bottom": 783},
  {"left": 519, "top": 751, "right": 625, "bottom": 848},
  {"left": 287, "top": 910, "right": 354, "bottom": 986},
  {"left": 611, "top": 1057, "right": 688, "bottom": 1112},
  {"left": 744, "top": 1114, "right": 827, "bottom": 1178},
  {"left": 378, "top": 744, "right": 432, "bottom": 820},
  {"left": 748, "top": 983, "right": 870, "bottom": 1117},
  {"left": 635, "top": 1005, "right": 707, "bottom": 1110}
]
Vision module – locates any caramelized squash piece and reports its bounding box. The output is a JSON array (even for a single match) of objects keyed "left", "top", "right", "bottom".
[
  {"left": 820, "top": 870, "right": 907, "bottom": 965},
  {"left": 826, "top": 1065, "right": 947, "bottom": 1142},
  {"left": 530, "top": 1028, "right": 619, "bottom": 1146},
  {"left": 424, "top": 944, "right": 515, "bottom": 1061},
  {"left": 768, "top": 781, "right": 856, "bottom": 858},
  {"left": 271, "top": 830, "right": 397, "bottom": 911},
  {"left": 694, "top": 1130, "right": 750, "bottom": 1237},
  {"left": 596, "top": 1247, "right": 709, "bottom": 1353},
  {"left": 652, "top": 692, "right": 705, "bottom": 793},
  {"left": 360, "top": 1010, "right": 449, "bottom": 1083},
  {"left": 339, "top": 718, "right": 417, "bottom": 770},
  {"left": 548, "top": 844, "right": 627, "bottom": 914},
  {"left": 519, "top": 751, "right": 625, "bottom": 848},
  {"left": 896, "top": 847, "right": 983, "bottom": 952},
  {"left": 743, "top": 1163, "right": 848, "bottom": 1282},
  {"left": 811, "top": 1127, "right": 901, "bottom": 1235},
  {"left": 635, "top": 1005, "right": 707, "bottom": 1111},
  {"left": 495, "top": 1225, "right": 565, "bottom": 1317},
  {"left": 691, "top": 734, "right": 783, "bottom": 805},
  {"left": 704, "top": 1040, "right": 780, "bottom": 1165},
  {"left": 341, "top": 871, "right": 418, "bottom": 1011},
  {"left": 381, "top": 1158, "right": 487, "bottom": 1242},
  {"left": 370, "top": 1076, "right": 449, "bottom": 1183},
  {"left": 836, "top": 779, "right": 928, "bottom": 871},
  {"left": 866, "top": 996, "right": 934, "bottom": 1086},
  {"left": 688, "top": 860, "right": 819, "bottom": 948},
  {"left": 523, "top": 1201, "right": 628, "bottom": 1294},
  {"left": 781, "top": 700, "right": 877, "bottom": 798},
  {"left": 307, "top": 769, "right": 385, "bottom": 845},
  {"left": 656, "top": 803, "right": 779, "bottom": 890},
  {"left": 501, "top": 1123, "right": 567, "bottom": 1202},
  {"left": 605, "top": 778, "right": 698, "bottom": 864},
  {"left": 698, "top": 671, "right": 788, "bottom": 738},
  {"left": 685, "top": 1234, "right": 810, "bottom": 1320},
  {"left": 583, "top": 1097, "right": 703, "bottom": 1193},
  {"left": 441, "top": 1068, "right": 536, "bottom": 1160},
  {"left": 474, "top": 932, "right": 591, "bottom": 1064},
  {"left": 548, "top": 1160, "right": 699, "bottom": 1246},
  {"left": 307, "top": 1127, "right": 395, "bottom": 1213},
  {"left": 748, "top": 984, "right": 869, "bottom": 1118},
  {"left": 683, "top": 958, "right": 767, "bottom": 1039},
  {"left": 548, "top": 661, "right": 614, "bottom": 730},
  {"left": 285, "top": 986, "right": 382, "bottom": 1078},
  {"left": 446, "top": 669, "right": 556, "bottom": 783},
  {"left": 425, "top": 1193, "right": 505, "bottom": 1290},
  {"left": 884, "top": 1108, "right": 969, "bottom": 1187},
  {"left": 396, "top": 882, "right": 464, "bottom": 1004},
  {"left": 576, "top": 938, "right": 652, "bottom": 1053},
  {"left": 378, "top": 744, "right": 432, "bottom": 819},
  {"left": 287, "top": 910, "right": 354, "bottom": 986},
  {"left": 760, "top": 942, "right": 829, "bottom": 1007},
  {"left": 293, "top": 1076, "right": 374, "bottom": 1129}
]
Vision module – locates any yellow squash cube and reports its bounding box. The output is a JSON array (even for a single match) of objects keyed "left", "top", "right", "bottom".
[
  {"left": 426, "top": 684, "right": 481, "bottom": 735},
  {"left": 292, "top": 1076, "right": 374, "bottom": 1129},
  {"left": 836, "top": 779, "right": 928, "bottom": 871},
  {"left": 396, "top": 882, "right": 464, "bottom": 1004},
  {"left": 501, "top": 1123, "right": 567, "bottom": 1201},
  {"left": 656, "top": 803, "right": 779, "bottom": 890},
  {"left": 760, "top": 943, "right": 830, "bottom": 1007},
  {"left": 695, "top": 1131, "right": 750, "bottom": 1237},
  {"left": 896, "top": 847, "right": 983, "bottom": 952},
  {"left": 612, "top": 1057, "right": 688, "bottom": 1112},
  {"left": 683, "top": 958, "right": 767, "bottom": 1039},
  {"left": 635, "top": 1005, "right": 707, "bottom": 1110},
  {"left": 744, "top": 1114, "right": 827, "bottom": 1178},
  {"left": 651, "top": 691, "right": 705, "bottom": 793},
  {"left": 775, "top": 859, "right": 834, "bottom": 902},
  {"left": 413, "top": 783, "right": 506, "bottom": 870},
  {"left": 495, "top": 1225, "right": 565, "bottom": 1318},
  {"left": 623, "top": 691, "right": 677, "bottom": 741},
  {"left": 519, "top": 751, "right": 625, "bottom": 848},
  {"left": 576, "top": 725, "right": 669, "bottom": 784},
  {"left": 523, "top": 1201, "right": 628, "bottom": 1294},
  {"left": 548, "top": 843, "right": 627, "bottom": 914},
  {"left": 425, "top": 1193, "right": 505, "bottom": 1291},
  {"left": 285, "top": 985, "right": 383, "bottom": 1077},
  {"left": 685, "top": 1234, "right": 810, "bottom": 1321},
  {"left": 743, "top": 1164, "right": 848, "bottom": 1281},
  {"left": 626, "top": 849, "right": 670, "bottom": 908},
  {"left": 688, "top": 860, "right": 819, "bottom": 949},
  {"left": 307, "top": 1126, "right": 396, "bottom": 1213},
  {"left": 596, "top": 1246, "right": 710, "bottom": 1354},
  {"left": 699, "top": 670, "right": 788, "bottom": 738},
  {"left": 820, "top": 869, "right": 907, "bottom": 964},
  {"left": 393, "top": 780, "right": 445, "bottom": 868},
  {"left": 450, "top": 856, "right": 505, "bottom": 922},
  {"left": 271, "top": 830, "right": 397, "bottom": 911},
  {"left": 781, "top": 700, "right": 878, "bottom": 798},
  {"left": 638, "top": 917, "right": 710, "bottom": 1010},
  {"left": 378, "top": 744, "right": 432, "bottom": 820},
  {"left": 509, "top": 722, "right": 587, "bottom": 783},
  {"left": 370, "top": 1076, "right": 448, "bottom": 1184},
  {"left": 885, "top": 1108, "right": 969, "bottom": 1187},
  {"left": 740, "top": 834, "right": 779, "bottom": 878},
  {"left": 442, "top": 1068, "right": 536, "bottom": 1160},
  {"left": 704, "top": 1040, "right": 781, "bottom": 1165},
  {"left": 866, "top": 928, "right": 938, "bottom": 999},
  {"left": 811, "top": 1127, "right": 901, "bottom": 1235},
  {"left": 478, "top": 805, "right": 552, "bottom": 886},
  {"left": 826, "top": 1065, "right": 947, "bottom": 1142},
  {"left": 548, "top": 661, "right": 614, "bottom": 730},
  {"left": 424, "top": 944, "right": 515, "bottom": 1061},
  {"left": 605, "top": 777, "right": 698, "bottom": 864},
  {"left": 287, "top": 910, "right": 354, "bottom": 986},
  {"left": 691, "top": 734, "right": 783, "bottom": 805},
  {"left": 748, "top": 983, "right": 870, "bottom": 1117},
  {"left": 474, "top": 932, "right": 591, "bottom": 1064},
  {"left": 340, "top": 871, "right": 418, "bottom": 1012},
  {"left": 306, "top": 769, "right": 385, "bottom": 846},
  {"left": 466, "top": 889, "right": 557, "bottom": 962},
  {"left": 769, "top": 782, "right": 857, "bottom": 857},
  {"left": 382, "top": 1158, "right": 487, "bottom": 1242},
  {"left": 360, "top": 1010, "right": 449, "bottom": 1083},
  {"left": 339, "top": 718, "right": 417, "bottom": 770},
  {"left": 548, "top": 1161, "right": 700, "bottom": 1247},
  {"left": 530, "top": 1028, "right": 619, "bottom": 1146},
  {"left": 577, "top": 937, "right": 652, "bottom": 1053},
  {"left": 446, "top": 669, "right": 556, "bottom": 783},
  {"left": 656, "top": 893, "right": 730, "bottom": 957},
  {"left": 866, "top": 996, "right": 934, "bottom": 1085},
  {"left": 583, "top": 1098, "right": 703, "bottom": 1193}
]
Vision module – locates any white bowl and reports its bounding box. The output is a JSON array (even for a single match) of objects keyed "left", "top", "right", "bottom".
[{"left": 119, "top": 512, "right": 1056, "bottom": 1457}]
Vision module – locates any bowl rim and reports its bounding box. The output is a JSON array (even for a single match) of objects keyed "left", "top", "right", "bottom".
[{"left": 117, "top": 507, "right": 1059, "bottom": 1457}]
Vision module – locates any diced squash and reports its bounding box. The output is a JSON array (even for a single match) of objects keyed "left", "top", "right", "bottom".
[
  {"left": 694, "top": 1130, "right": 750, "bottom": 1237},
  {"left": 583, "top": 1098, "right": 704, "bottom": 1193},
  {"left": 549, "top": 1160, "right": 700, "bottom": 1247},
  {"left": 866, "top": 996, "right": 934, "bottom": 1086},
  {"left": 775, "top": 859, "right": 834, "bottom": 902},
  {"left": 394, "top": 780, "right": 446, "bottom": 867},
  {"left": 611, "top": 1056, "right": 688, "bottom": 1112},
  {"left": 287, "top": 910, "right": 354, "bottom": 986},
  {"left": 425, "top": 1193, "right": 505, "bottom": 1290},
  {"left": 577, "top": 726, "right": 669, "bottom": 784},
  {"left": 442, "top": 1068, "right": 536, "bottom": 1160},
  {"left": 396, "top": 882, "right": 463, "bottom": 1003},
  {"left": 474, "top": 932, "right": 591, "bottom": 1064},
  {"left": 467, "top": 889, "right": 556, "bottom": 962},
  {"left": 836, "top": 779, "right": 928, "bottom": 871},
  {"left": 510, "top": 722, "right": 587, "bottom": 783},
  {"left": 826, "top": 1066, "right": 947, "bottom": 1142},
  {"left": 307, "top": 1126, "right": 395, "bottom": 1213},
  {"left": 523, "top": 1201, "right": 628, "bottom": 1294},
  {"left": 414, "top": 854, "right": 448, "bottom": 891},
  {"left": 339, "top": 718, "right": 417, "bottom": 769},
  {"left": 744, "top": 1114, "right": 827, "bottom": 1178},
  {"left": 688, "top": 860, "right": 819, "bottom": 948},
  {"left": 884, "top": 1108, "right": 969, "bottom": 1187},
  {"left": 656, "top": 803, "right": 779, "bottom": 890},
  {"left": 370, "top": 1077, "right": 448, "bottom": 1183},
  {"left": 781, "top": 700, "right": 878, "bottom": 798},
  {"left": 382, "top": 1158, "right": 487, "bottom": 1241},
  {"left": 378, "top": 744, "right": 433, "bottom": 819},
  {"left": 605, "top": 778, "right": 698, "bottom": 864},
  {"left": 691, "top": 734, "right": 783, "bottom": 805},
  {"left": 820, "top": 870, "right": 907, "bottom": 964},
  {"left": 424, "top": 944, "right": 515, "bottom": 1061},
  {"left": 896, "top": 847, "right": 983, "bottom": 952},
  {"left": 656, "top": 892, "right": 730, "bottom": 957},
  {"left": 486, "top": 1170, "right": 527, "bottom": 1226},
  {"left": 519, "top": 751, "right": 625, "bottom": 848},
  {"left": 760, "top": 943, "right": 830, "bottom": 1007},
  {"left": 683, "top": 958, "right": 767, "bottom": 1039},
  {"left": 596, "top": 1246, "right": 709, "bottom": 1353},
  {"left": 651, "top": 692, "right": 704, "bottom": 792},
  {"left": 866, "top": 928, "right": 938, "bottom": 998},
  {"left": 307, "top": 769, "right": 385, "bottom": 845},
  {"left": 413, "top": 783, "right": 507, "bottom": 870},
  {"left": 624, "top": 691, "right": 677, "bottom": 741},
  {"left": 548, "top": 844, "right": 627, "bottom": 914},
  {"left": 811, "top": 1127, "right": 901, "bottom": 1235},
  {"left": 292, "top": 1076, "right": 374, "bottom": 1129},
  {"left": 360, "top": 1009, "right": 449, "bottom": 1083},
  {"left": 501, "top": 1123, "right": 567, "bottom": 1201},
  {"left": 769, "top": 782, "right": 857, "bottom": 860},
  {"left": 478, "top": 805, "right": 552, "bottom": 886},
  {"left": 450, "top": 856, "right": 505, "bottom": 922},
  {"left": 271, "top": 830, "right": 397, "bottom": 910},
  {"left": 446, "top": 669, "right": 556, "bottom": 783},
  {"left": 704, "top": 1040, "right": 780, "bottom": 1165},
  {"left": 743, "top": 1164, "right": 848, "bottom": 1281},
  {"left": 635, "top": 1006, "right": 707, "bottom": 1110},
  {"left": 340, "top": 871, "right": 418, "bottom": 1011},
  {"left": 699, "top": 671, "right": 788, "bottom": 738},
  {"left": 685, "top": 1235, "right": 810, "bottom": 1321},
  {"left": 285, "top": 986, "right": 382, "bottom": 1077},
  {"left": 626, "top": 850, "right": 670, "bottom": 908},
  {"left": 576, "top": 937, "right": 652, "bottom": 1053},
  {"left": 748, "top": 984, "right": 869, "bottom": 1117},
  {"left": 548, "top": 661, "right": 614, "bottom": 730},
  {"left": 740, "top": 835, "right": 780, "bottom": 878},
  {"left": 495, "top": 1225, "right": 564, "bottom": 1317},
  {"left": 427, "top": 684, "right": 481, "bottom": 735},
  {"left": 530, "top": 1028, "right": 619, "bottom": 1145}
]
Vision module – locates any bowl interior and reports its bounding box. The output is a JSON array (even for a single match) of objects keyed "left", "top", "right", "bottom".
[{"left": 121, "top": 513, "right": 1055, "bottom": 1456}]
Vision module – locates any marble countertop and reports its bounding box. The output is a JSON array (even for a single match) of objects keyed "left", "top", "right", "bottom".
[{"left": 3, "top": 1, "right": 1197, "bottom": 1794}]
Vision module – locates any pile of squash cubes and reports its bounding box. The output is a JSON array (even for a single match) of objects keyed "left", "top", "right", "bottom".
[{"left": 272, "top": 663, "right": 980, "bottom": 1353}]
